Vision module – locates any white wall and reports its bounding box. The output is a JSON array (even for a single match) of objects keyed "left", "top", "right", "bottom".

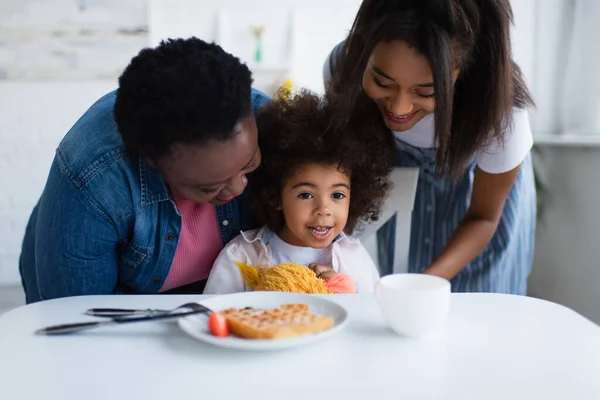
[
  {"left": 0, "top": 0, "right": 143, "bottom": 286},
  {"left": 148, "top": 0, "right": 363, "bottom": 95},
  {"left": 529, "top": 146, "right": 600, "bottom": 324},
  {"left": 0, "top": 81, "right": 118, "bottom": 285}
]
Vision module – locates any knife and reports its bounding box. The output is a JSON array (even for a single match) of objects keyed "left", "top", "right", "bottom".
[
  {"left": 35, "top": 308, "right": 210, "bottom": 336},
  {"left": 85, "top": 308, "right": 171, "bottom": 317}
]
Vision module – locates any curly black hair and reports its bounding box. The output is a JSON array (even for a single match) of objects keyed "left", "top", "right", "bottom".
[
  {"left": 251, "top": 90, "right": 395, "bottom": 235},
  {"left": 114, "top": 37, "right": 253, "bottom": 160}
]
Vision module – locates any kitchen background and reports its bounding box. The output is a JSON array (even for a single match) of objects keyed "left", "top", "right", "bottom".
[{"left": 1, "top": 0, "right": 599, "bottom": 323}]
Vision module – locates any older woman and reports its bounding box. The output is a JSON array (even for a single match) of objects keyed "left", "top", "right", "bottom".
[{"left": 19, "top": 37, "right": 270, "bottom": 303}]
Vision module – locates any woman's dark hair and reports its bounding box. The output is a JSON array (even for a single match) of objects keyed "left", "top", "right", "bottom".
[
  {"left": 327, "top": 0, "right": 534, "bottom": 177},
  {"left": 252, "top": 90, "right": 395, "bottom": 234},
  {"left": 114, "top": 37, "right": 253, "bottom": 160}
]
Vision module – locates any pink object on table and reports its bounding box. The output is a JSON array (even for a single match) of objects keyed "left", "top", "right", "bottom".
[{"left": 325, "top": 273, "right": 357, "bottom": 294}]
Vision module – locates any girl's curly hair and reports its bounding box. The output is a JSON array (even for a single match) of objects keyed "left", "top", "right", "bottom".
[{"left": 251, "top": 90, "right": 395, "bottom": 234}]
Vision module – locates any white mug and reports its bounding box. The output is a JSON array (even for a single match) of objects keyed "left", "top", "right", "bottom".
[{"left": 375, "top": 273, "right": 451, "bottom": 338}]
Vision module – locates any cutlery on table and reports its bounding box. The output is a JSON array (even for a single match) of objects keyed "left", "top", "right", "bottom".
[
  {"left": 85, "top": 302, "right": 206, "bottom": 318},
  {"left": 35, "top": 303, "right": 212, "bottom": 336}
]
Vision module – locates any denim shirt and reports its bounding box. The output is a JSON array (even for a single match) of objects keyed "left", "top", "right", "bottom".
[{"left": 19, "top": 88, "right": 271, "bottom": 303}]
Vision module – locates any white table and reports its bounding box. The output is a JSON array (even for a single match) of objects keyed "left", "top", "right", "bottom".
[{"left": 1, "top": 294, "right": 599, "bottom": 400}]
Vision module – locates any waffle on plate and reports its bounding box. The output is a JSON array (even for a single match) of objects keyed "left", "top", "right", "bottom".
[{"left": 218, "top": 304, "right": 335, "bottom": 339}]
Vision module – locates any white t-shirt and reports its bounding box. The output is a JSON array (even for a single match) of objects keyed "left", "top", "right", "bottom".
[
  {"left": 268, "top": 233, "right": 333, "bottom": 267},
  {"left": 393, "top": 108, "right": 533, "bottom": 174},
  {"left": 204, "top": 227, "right": 380, "bottom": 294}
]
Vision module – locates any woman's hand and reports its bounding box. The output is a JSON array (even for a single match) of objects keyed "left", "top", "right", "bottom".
[{"left": 308, "top": 264, "right": 337, "bottom": 279}]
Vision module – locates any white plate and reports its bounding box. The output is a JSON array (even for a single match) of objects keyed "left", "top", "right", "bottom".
[{"left": 177, "top": 292, "right": 349, "bottom": 351}]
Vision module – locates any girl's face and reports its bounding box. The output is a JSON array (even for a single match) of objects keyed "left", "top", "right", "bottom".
[
  {"left": 362, "top": 40, "right": 458, "bottom": 132},
  {"left": 278, "top": 163, "right": 350, "bottom": 249}
]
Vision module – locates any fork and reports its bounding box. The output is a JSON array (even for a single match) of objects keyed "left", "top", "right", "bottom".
[
  {"left": 85, "top": 302, "right": 206, "bottom": 318},
  {"left": 35, "top": 303, "right": 213, "bottom": 336}
]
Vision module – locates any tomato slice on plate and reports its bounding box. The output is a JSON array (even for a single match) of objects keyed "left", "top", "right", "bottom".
[{"left": 208, "top": 312, "right": 229, "bottom": 337}]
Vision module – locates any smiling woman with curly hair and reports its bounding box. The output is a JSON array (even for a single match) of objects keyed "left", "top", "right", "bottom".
[{"left": 204, "top": 90, "right": 396, "bottom": 295}]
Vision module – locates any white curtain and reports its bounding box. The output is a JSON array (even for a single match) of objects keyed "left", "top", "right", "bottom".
[{"left": 525, "top": 0, "right": 600, "bottom": 135}]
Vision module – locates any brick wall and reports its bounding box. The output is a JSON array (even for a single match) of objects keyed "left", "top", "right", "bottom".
[{"left": 0, "top": 0, "right": 148, "bottom": 80}]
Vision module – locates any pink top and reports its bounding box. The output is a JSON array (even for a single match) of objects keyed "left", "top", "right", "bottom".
[{"left": 159, "top": 198, "right": 223, "bottom": 293}]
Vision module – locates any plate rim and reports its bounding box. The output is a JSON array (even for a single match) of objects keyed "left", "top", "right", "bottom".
[{"left": 177, "top": 292, "right": 349, "bottom": 351}]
